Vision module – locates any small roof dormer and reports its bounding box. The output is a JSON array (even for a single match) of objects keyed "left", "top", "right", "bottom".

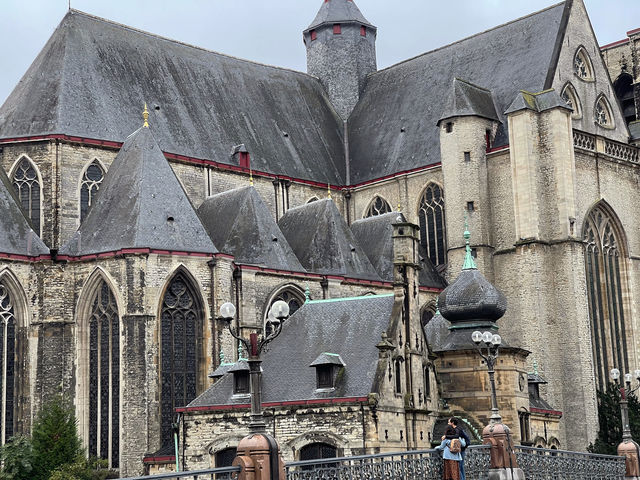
[{"left": 310, "top": 352, "right": 345, "bottom": 390}]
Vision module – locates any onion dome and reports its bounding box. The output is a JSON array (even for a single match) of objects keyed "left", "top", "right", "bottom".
[{"left": 438, "top": 225, "right": 506, "bottom": 327}]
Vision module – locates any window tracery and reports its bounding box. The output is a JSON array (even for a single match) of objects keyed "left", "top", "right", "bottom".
[
  {"left": 364, "top": 196, "right": 392, "bottom": 218},
  {"left": 12, "top": 157, "right": 41, "bottom": 235},
  {"left": 583, "top": 205, "right": 629, "bottom": 391},
  {"left": 574, "top": 47, "right": 594, "bottom": 81},
  {"left": 87, "top": 280, "right": 119, "bottom": 468},
  {"left": 418, "top": 183, "right": 447, "bottom": 267},
  {"left": 264, "top": 288, "right": 304, "bottom": 335},
  {"left": 81, "top": 160, "right": 105, "bottom": 222},
  {"left": 595, "top": 96, "right": 614, "bottom": 128},
  {"left": 561, "top": 83, "right": 582, "bottom": 119},
  {"left": 0, "top": 282, "right": 15, "bottom": 444},
  {"left": 160, "top": 272, "right": 202, "bottom": 448}
]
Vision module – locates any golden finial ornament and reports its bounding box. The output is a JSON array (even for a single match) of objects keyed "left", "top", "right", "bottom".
[
  {"left": 249, "top": 169, "right": 254, "bottom": 186},
  {"left": 327, "top": 184, "right": 332, "bottom": 199},
  {"left": 143, "top": 103, "right": 149, "bottom": 128}
]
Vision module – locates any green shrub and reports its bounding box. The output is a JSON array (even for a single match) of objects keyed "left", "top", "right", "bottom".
[{"left": 0, "top": 435, "right": 34, "bottom": 480}]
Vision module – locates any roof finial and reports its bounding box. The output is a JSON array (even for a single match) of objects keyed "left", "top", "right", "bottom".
[
  {"left": 238, "top": 343, "right": 247, "bottom": 361},
  {"left": 219, "top": 350, "right": 226, "bottom": 365},
  {"left": 305, "top": 283, "right": 311, "bottom": 303},
  {"left": 327, "top": 184, "right": 332, "bottom": 199},
  {"left": 143, "top": 103, "right": 149, "bottom": 128},
  {"left": 397, "top": 202, "right": 402, "bottom": 212},
  {"left": 533, "top": 359, "right": 539, "bottom": 375},
  {"left": 462, "top": 212, "right": 477, "bottom": 270},
  {"left": 249, "top": 168, "right": 254, "bottom": 186}
]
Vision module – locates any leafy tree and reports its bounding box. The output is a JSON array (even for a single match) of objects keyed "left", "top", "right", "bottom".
[
  {"left": 589, "top": 382, "right": 640, "bottom": 455},
  {"left": 0, "top": 436, "right": 33, "bottom": 480},
  {"left": 30, "top": 396, "right": 84, "bottom": 480}
]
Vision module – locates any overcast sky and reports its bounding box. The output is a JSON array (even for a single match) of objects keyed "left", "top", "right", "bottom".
[{"left": 0, "top": 1, "right": 638, "bottom": 104}]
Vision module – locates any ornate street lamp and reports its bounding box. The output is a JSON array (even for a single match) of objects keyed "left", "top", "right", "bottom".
[
  {"left": 218, "top": 300, "right": 290, "bottom": 433},
  {"left": 472, "top": 330, "right": 503, "bottom": 425},
  {"left": 610, "top": 368, "right": 640, "bottom": 442}
]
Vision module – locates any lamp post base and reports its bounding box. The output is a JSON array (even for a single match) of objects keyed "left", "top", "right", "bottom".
[{"left": 487, "top": 468, "right": 526, "bottom": 480}]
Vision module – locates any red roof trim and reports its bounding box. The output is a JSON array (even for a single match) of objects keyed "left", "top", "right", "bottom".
[
  {"left": 486, "top": 144, "right": 509, "bottom": 154},
  {"left": 419, "top": 286, "right": 444, "bottom": 293},
  {"left": 0, "top": 252, "right": 51, "bottom": 262},
  {"left": 143, "top": 455, "right": 175, "bottom": 464},
  {"left": 175, "top": 396, "right": 368, "bottom": 413},
  {"left": 349, "top": 164, "right": 442, "bottom": 189},
  {"left": 57, "top": 249, "right": 215, "bottom": 262},
  {"left": 530, "top": 407, "right": 563, "bottom": 417},
  {"left": 627, "top": 27, "right": 640, "bottom": 36},
  {"left": 600, "top": 38, "right": 629, "bottom": 50}
]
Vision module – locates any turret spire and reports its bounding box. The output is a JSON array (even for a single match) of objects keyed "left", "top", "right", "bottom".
[{"left": 462, "top": 214, "right": 477, "bottom": 270}]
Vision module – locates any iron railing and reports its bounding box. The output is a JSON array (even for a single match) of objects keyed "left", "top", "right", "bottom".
[
  {"left": 118, "top": 465, "right": 240, "bottom": 480},
  {"left": 514, "top": 445, "right": 626, "bottom": 480},
  {"left": 285, "top": 445, "right": 491, "bottom": 480}
]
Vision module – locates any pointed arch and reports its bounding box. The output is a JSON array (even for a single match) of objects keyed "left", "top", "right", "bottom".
[
  {"left": 573, "top": 46, "right": 594, "bottom": 81},
  {"left": 594, "top": 94, "right": 615, "bottom": 129},
  {"left": 560, "top": 82, "right": 582, "bottom": 119},
  {"left": 78, "top": 158, "right": 107, "bottom": 223},
  {"left": 582, "top": 201, "right": 631, "bottom": 391},
  {"left": 363, "top": 195, "right": 392, "bottom": 218},
  {"left": 76, "top": 267, "right": 121, "bottom": 468},
  {"left": 9, "top": 155, "right": 43, "bottom": 235},
  {"left": 614, "top": 73, "right": 636, "bottom": 126},
  {"left": 263, "top": 284, "right": 305, "bottom": 333},
  {"left": 157, "top": 266, "right": 206, "bottom": 449},
  {"left": 417, "top": 182, "right": 447, "bottom": 267},
  {"left": 0, "top": 268, "right": 31, "bottom": 444}
]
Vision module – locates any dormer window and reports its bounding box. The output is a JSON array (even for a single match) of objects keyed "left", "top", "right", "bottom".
[
  {"left": 310, "top": 353, "right": 345, "bottom": 390},
  {"left": 310, "top": 30, "right": 317, "bottom": 41},
  {"left": 234, "top": 371, "right": 250, "bottom": 394},
  {"left": 573, "top": 47, "right": 594, "bottom": 81},
  {"left": 333, "top": 24, "right": 342, "bottom": 35},
  {"left": 360, "top": 26, "right": 366, "bottom": 37}
]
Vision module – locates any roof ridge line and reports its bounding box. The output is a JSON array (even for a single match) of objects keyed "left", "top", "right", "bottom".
[
  {"left": 374, "top": 1, "right": 565, "bottom": 75},
  {"left": 307, "top": 293, "right": 394, "bottom": 304},
  {"left": 453, "top": 77, "right": 492, "bottom": 93},
  {"left": 65, "top": 9, "right": 314, "bottom": 78}
]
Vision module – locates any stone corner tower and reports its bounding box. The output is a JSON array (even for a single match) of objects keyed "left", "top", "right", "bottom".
[{"left": 303, "top": 0, "right": 377, "bottom": 120}]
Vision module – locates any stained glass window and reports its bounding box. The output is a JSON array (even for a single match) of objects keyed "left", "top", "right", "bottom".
[
  {"left": 160, "top": 273, "right": 202, "bottom": 448},
  {"left": 12, "top": 157, "right": 41, "bottom": 234},
  {"left": 418, "top": 184, "right": 447, "bottom": 267},
  {"left": 88, "top": 281, "right": 119, "bottom": 468},
  {"left": 0, "top": 282, "right": 15, "bottom": 444},
  {"left": 364, "top": 196, "right": 392, "bottom": 218},
  {"left": 80, "top": 161, "right": 105, "bottom": 222},
  {"left": 584, "top": 205, "right": 629, "bottom": 391}
]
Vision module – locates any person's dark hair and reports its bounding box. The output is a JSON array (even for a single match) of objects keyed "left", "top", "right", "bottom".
[
  {"left": 449, "top": 417, "right": 459, "bottom": 426},
  {"left": 444, "top": 425, "right": 456, "bottom": 437}
]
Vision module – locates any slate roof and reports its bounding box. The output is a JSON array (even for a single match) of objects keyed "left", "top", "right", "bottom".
[
  {"left": 505, "top": 89, "right": 572, "bottom": 114},
  {"left": 439, "top": 79, "right": 499, "bottom": 124},
  {"left": 305, "top": 0, "right": 375, "bottom": 33},
  {"left": 197, "top": 186, "right": 304, "bottom": 272},
  {"left": 424, "top": 310, "right": 451, "bottom": 352},
  {"left": 348, "top": 2, "right": 566, "bottom": 183},
  {"left": 60, "top": 126, "right": 217, "bottom": 256},
  {"left": 0, "top": 10, "right": 346, "bottom": 185},
  {"left": 0, "top": 166, "right": 48, "bottom": 257},
  {"left": 278, "top": 199, "right": 381, "bottom": 280},
  {"left": 350, "top": 212, "right": 446, "bottom": 288},
  {"left": 188, "top": 294, "right": 395, "bottom": 407}
]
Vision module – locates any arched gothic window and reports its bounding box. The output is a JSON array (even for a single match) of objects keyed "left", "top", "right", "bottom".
[
  {"left": 0, "top": 282, "right": 16, "bottom": 444},
  {"left": 160, "top": 272, "right": 203, "bottom": 448},
  {"left": 595, "top": 96, "right": 614, "bottom": 128},
  {"left": 364, "top": 196, "right": 392, "bottom": 218},
  {"left": 574, "top": 47, "right": 594, "bottom": 81},
  {"left": 80, "top": 160, "right": 105, "bottom": 222},
  {"left": 418, "top": 184, "right": 447, "bottom": 267},
  {"left": 583, "top": 205, "right": 629, "bottom": 391},
  {"left": 300, "top": 443, "right": 337, "bottom": 461},
  {"left": 12, "top": 157, "right": 41, "bottom": 235},
  {"left": 87, "top": 280, "right": 119, "bottom": 468},
  {"left": 614, "top": 73, "right": 636, "bottom": 126},
  {"left": 561, "top": 83, "right": 582, "bottom": 119},
  {"left": 264, "top": 287, "right": 304, "bottom": 335}
]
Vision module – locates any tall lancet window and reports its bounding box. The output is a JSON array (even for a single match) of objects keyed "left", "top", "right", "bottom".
[
  {"left": 0, "top": 282, "right": 16, "bottom": 444},
  {"left": 12, "top": 157, "right": 41, "bottom": 235},
  {"left": 80, "top": 160, "right": 105, "bottom": 222},
  {"left": 88, "top": 281, "right": 120, "bottom": 468},
  {"left": 583, "top": 205, "right": 629, "bottom": 391},
  {"left": 160, "top": 272, "right": 202, "bottom": 448},
  {"left": 418, "top": 183, "right": 447, "bottom": 267}
]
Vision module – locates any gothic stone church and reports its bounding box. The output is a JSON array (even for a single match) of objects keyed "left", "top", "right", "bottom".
[{"left": 0, "top": 0, "right": 638, "bottom": 475}]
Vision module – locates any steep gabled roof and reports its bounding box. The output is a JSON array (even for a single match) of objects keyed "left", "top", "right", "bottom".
[
  {"left": 0, "top": 10, "right": 346, "bottom": 185},
  {"left": 439, "top": 78, "right": 499, "bottom": 123},
  {"left": 350, "top": 212, "right": 446, "bottom": 288},
  {"left": 348, "top": 2, "right": 566, "bottom": 184},
  {"left": 0, "top": 167, "right": 48, "bottom": 257},
  {"left": 197, "top": 186, "right": 304, "bottom": 272},
  {"left": 60, "top": 126, "right": 217, "bottom": 256},
  {"left": 305, "top": 0, "right": 375, "bottom": 33},
  {"left": 189, "top": 294, "right": 394, "bottom": 407},
  {"left": 277, "top": 199, "right": 381, "bottom": 281}
]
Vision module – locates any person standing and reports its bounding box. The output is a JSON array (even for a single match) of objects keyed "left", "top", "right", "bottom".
[
  {"left": 444, "top": 417, "right": 471, "bottom": 480},
  {"left": 435, "top": 425, "right": 464, "bottom": 480}
]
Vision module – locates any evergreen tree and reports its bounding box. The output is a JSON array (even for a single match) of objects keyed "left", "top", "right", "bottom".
[
  {"left": 589, "top": 382, "right": 640, "bottom": 455},
  {"left": 31, "top": 396, "right": 84, "bottom": 480}
]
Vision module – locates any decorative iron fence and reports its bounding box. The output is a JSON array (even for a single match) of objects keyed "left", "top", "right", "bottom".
[
  {"left": 285, "top": 445, "right": 491, "bottom": 480},
  {"left": 514, "top": 445, "right": 626, "bottom": 480},
  {"left": 118, "top": 465, "right": 240, "bottom": 480}
]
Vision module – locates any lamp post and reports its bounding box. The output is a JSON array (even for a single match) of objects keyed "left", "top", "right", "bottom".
[
  {"left": 472, "top": 330, "right": 503, "bottom": 425},
  {"left": 610, "top": 368, "right": 640, "bottom": 442},
  {"left": 218, "top": 300, "right": 290, "bottom": 433}
]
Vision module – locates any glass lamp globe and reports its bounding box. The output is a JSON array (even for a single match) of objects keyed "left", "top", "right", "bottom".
[
  {"left": 472, "top": 331, "right": 483, "bottom": 344},
  {"left": 491, "top": 334, "right": 502, "bottom": 346},
  {"left": 219, "top": 302, "right": 236, "bottom": 320},
  {"left": 610, "top": 368, "right": 620, "bottom": 381},
  {"left": 482, "top": 331, "right": 493, "bottom": 344},
  {"left": 270, "top": 300, "right": 290, "bottom": 320},
  {"left": 625, "top": 373, "right": 633, "bottom": 384},
  {"left": 635, "top": 370, "right": 640, "bottom": 381}
]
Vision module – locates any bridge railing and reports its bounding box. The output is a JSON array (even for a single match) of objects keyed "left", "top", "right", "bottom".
[
  {"left": 118, "top": 465, "right": 241, "bottom": 480},
  {"left": 513, "top": 445, "right": 626, "bottom": 480},
  {"left": 285, "top": 445, "right": 491, "bottom": 480}
]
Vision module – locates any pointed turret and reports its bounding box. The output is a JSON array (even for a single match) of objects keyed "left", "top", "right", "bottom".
[
  {"left": 60, "top": 124, "right": 217, "bottom": 256},
  {"left": 304, "top": 0, "right": 377, "bottom": 119}
]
